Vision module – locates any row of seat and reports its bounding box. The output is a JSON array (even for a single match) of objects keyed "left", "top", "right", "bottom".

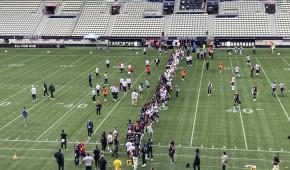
[
  {"left": 275, "top": 13, "right": 290, "bottom": 36},
  {"left": 62, "top": 0, "right": 84, "bottom": 11},
  {"left": 223, "top": 1, "right": 260, "bottom": 12},
  {"left": 40, "top": 18, "right": 76, "bottom": 36}
]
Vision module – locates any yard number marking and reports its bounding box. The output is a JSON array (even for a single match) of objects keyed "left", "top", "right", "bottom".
[
  {"left": 227, "top": 108, "right": 253, "bottom": 114},
  {"left": 61, "top": 103, "right": 87, "bottom": 109}
]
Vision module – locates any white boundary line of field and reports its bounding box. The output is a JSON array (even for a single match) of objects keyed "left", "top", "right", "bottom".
[
  {"left": 189, "top": 61, "right": 205, "bottom": 147},
  {"left": 0, "top": 146, "right": 285, "bottom": 163},
  {"left": 256, "top": 58, "right": 290, "bottom": 122},
  {"left": 0, "top": 56, "right": 106, "bottom": 132},
  {"left": 86, "top": 58, "right": 156, "bottom": 143},
  {"left": 0, "top": 55, "right": 87, "bottom": 103},
  {"left": 0, "top": 56, "right": 63, "bottom": 86},
  {"left": 230, "top": 57, "right": 248, "bottom": 150},
  {"left": 0, "top": 55, "right": 41, "bottom": 73},
  {"left": 0, "top": 138, "right": 289, "bottom": 154},
  {"left": 35, "top": 57, "right": 134, "bottom": 141}
]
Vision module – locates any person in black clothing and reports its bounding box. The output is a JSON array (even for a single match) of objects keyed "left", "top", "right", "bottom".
[
  {"left": 273, "top": 153, "right": 280, "bottom": 170},
  {"left": 43, "top": 83, "right": 49, "bottom": 97},
  {"left": 101, "top": 132, "right": 107, "bottom": 154},
  {"left": 146, "top": 138, "right": 153, "bottom": 161},
  {"left": 193, "top": 149, "right": 201, "bottom": 170},
  {"left": 205, "top": 61, "right": 209, "bottom": 72},
  {"left": 61, "top": 130, "right": 67, "bottom": 150},
  {"left": 87, "top": 120, "right": 93, "bottom": 138},
  {"left": 141, "top": 144, "right": 148, "bottom": 167},
  {"left": 97, "top": 155, "right": 111, "bottom": 170},
  {"left": 250, "top": 65, "right": 255, "bottom": 77},
  {"left": 111, "top": 137, "right": 119, "bottom": 157},
  {"left": 74, "top": 143, "right": 80, "bottom": 166},
  {"left": 93, "top": 145, "right": 100, "bottom": 169},
  {"left": 54, "top": 149, "right": 64, "bottom": 170},
  {"left": 155, "top": 57, "right": 160, "bottom": 68},
  {"left": 96, "top": 101, "right": 102, "bottom": 118},
  {"left": 88, "top": 73, "right": 93, "bottom": 87},
  {"left": 49, "top": 83, "right": 55, "bottom": 100}
]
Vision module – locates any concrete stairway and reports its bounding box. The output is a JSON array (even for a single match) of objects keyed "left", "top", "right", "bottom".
[
  {"left": 163, "top": 15, "right": 171, "bottom": 37},
  {"left": 174, "top": 0, "right": 180, "bottom": 12},
  {"left": 33, "top": 15, "right": 49, "bottom": 35},
  {"left": 268, "top": 14, "right": 278, "bottom": 36},
  {"left": 207, "top": 14, "right": 215, "bottom": 43},
  {"left": 105, "top": 15, "right": 116, "bottom": 36}
]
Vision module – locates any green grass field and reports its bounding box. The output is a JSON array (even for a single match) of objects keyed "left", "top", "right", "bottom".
[{"left": 0, "top": 47, "right": 289, "bottom": 170}]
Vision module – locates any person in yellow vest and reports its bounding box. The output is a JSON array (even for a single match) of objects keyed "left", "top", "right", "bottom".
[
  {"left": 203, "top": 44, "right": 206, "bottom": 50},
  {"left": 113, "top": 155, "right": 122, "bottom": 170}
]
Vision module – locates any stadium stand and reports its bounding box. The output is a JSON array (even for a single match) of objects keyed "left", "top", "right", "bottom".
[
  {"left": 0, "top": 0, "right": 41, "bottom": 13},
  {"left": 72, "top": 4, "right": 110, "bottom": 36},
  {"left": 0, "top": 13, "right": 43, "bottom": 35},
  {"left": 40, "top": 17, "right": 76, "bottom": 36},
  {"left": 124, "top": 2, "right": 159, "bottom": 14},
  {"left": 275, "top": 13, "right": 290, "bottom": 36},
  {"left": 214, "top": 12, "right": 271, "bottom": 37},
  {"left": 280, "top": 3, "right": 290, "bottom": 12},
  {"left": 62, "top": 0, "right": 84, "bottom": 11},
  {"left": 168, "top": 14, "right": 208, "bottom": 37},
  {"left": 223, "top": 1, "right": 260, "bottom": 12},
  {"left": 110, "top": 14, "right": 164, "bottom": 37}
]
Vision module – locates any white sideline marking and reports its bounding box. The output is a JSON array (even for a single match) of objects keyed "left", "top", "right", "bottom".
[
  {"left": 36, "top": 57, "right": 133, "bottom": 141},
  {"left": 0, "top": 56, "right": 40, "bottom": 73},
  {"left": 0, "top": 138, "right": 289, "bottom": 154},
  {"left": 189, "top": 61, "right": 204, "bottom": 147},
  {"left": 86, "top": 58, "right": 155, "bottom": 143},
  {"left": 230, "top": 57, "right": 248, "bottom": 150},
  {"left": 0, "top": 56, "right": 90, "bottom": 132},
  {"left": 256, "top": 58, "right": 290, "bottom": 122}
]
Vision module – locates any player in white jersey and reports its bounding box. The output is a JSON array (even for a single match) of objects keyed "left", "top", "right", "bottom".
[
  {"left": 105, "top": 59, "right": 110, "bottom": 69},
  {"left": 95, "top": 67, "right": 100, "bottom": 77},
  {"left": 145, "top": 80, "right": 150, "bottom": 93},
  {"left": 246, "top": 55, "right": 250, "bottom": 65},
  {"left": 126, "top": 78, "right": 132, "bottom": 91},
  {"left": 231, "top": 75, "right": 235, "bottom": 91},
  {"left": 158, "top": 47, "right": 162, "bottom": 55},
  {"left": 119, "top": 77, "right": 124, "bottom": 90},
  {"left": 139, "top": 83, "right": 143, "bottom": 98},
  {"left": 96, "top": 83, "right": 101, "bottom": 96},
  {"left": 122, "top": 79, "right": 128, "bottom": 93},
  {"left": 145, "top": 60, "right": 150, "bottom": 66},
  {"left": 31, "top": 85, "right": 37, "bottom": 102},
  {"left": 255, "top": 64, "right": 260, "bottom": 76},
  {"left": 271, "top": 82, "right": 277, "bottom": 96},
  {"left": 235, "top": 66, "right": 241, "bottom": 78},
  {"left": 107, "top": 132, "right": 113, "bottom": 152}
]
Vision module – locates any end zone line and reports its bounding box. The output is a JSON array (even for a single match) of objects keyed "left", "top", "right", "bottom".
[
  {"left": 86, "top": 58, "right": 155, "bottom": 143},
  {"left": 256, "top": 58, "right": 290, "bottom": 122},
  {"left": 230, "top": 57, "right": 248, "bottom": 150},
  {"left": 0, "top": 56, "right": 93, "bottom": 132},
  {"left": 35, "top": 57, "right": 133, "bottom": 141},
  {"left": 189, "top": 61, "right": 205, "bottom": 147}
]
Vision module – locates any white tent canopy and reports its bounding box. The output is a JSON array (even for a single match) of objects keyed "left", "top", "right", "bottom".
[{"left": 83, "top": 33, "right": 100, "bottom": 40}]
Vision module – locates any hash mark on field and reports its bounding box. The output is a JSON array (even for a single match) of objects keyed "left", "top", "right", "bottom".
[
  {"left": 45, "top": 139, "right": 48, "bottom": 141},
  {"left": 55, "top": 139, "right": 58, "bottom": 142},
  {"left": 235, "top": 146, "right": 237, "bottom": 150},
  {"left": 76, "top": 140, "right": 78, "bottom": 143},
  {"left": 179, "top": 144, "right": 181, "bottom": 147},
  {"left": 16, "top": 137, "right": 19, "bottom": 140},
  {"left": 212, "top": 145, "right": 214, "bottom": 148},
  {"left": 26, "top": 138, "right": 29, "bottom": 141},
  {"left": 96, "top": 140, "right": 98, "bottom": 144},
  {"left": 223, "top": 146, "right": 225, "bottom": 149},
  {"left": 270, "top": 148, "right": 271, "bottom": 151},
  {"left": 258, "top": 147, "right": 260, "bottom": 150},
  {"left": 281, "top": 148, "right": 284, "bottom": 151},
  {"left": 201, "top": 145, "right": 203, "bottom": 148},
  {"left": 158, "top": 143, "right": 160, "bottom": 146},
  {"left": 6, "top": 137, "right": 9, "bottom": 140}
]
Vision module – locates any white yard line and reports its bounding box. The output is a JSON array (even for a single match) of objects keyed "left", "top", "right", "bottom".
[
  {"left": 0, "top": 57, "right": 106, "bottom": 132},
  {"left": 256, "top": 58, "right": 290, "bottom": 122},
  {"left": 282, "top": 57, "right": 290, "bottom": 66},
  {"left": 189, "top": 61, "right": 205, "bottom": 147},
  {"left": 230, "top": 57, "right": 248, "bottom": 150},
  {"left": 0, "top": 56, "right": 63, "bottom": 86},
  {"left": 0, "top": 56, "right": 87, "bottom": 103},
  {"left": 0, "top": 55, "right": 41, "bottom": 73},
  {"left": 86, "top": 58, "right": 155, "bottom": 143},
  {"left": 35, "top": 57, "right": 133, "bottom": 141},
  {"left": 0, "top": 55, "right": 18, "bottom": 63}
]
